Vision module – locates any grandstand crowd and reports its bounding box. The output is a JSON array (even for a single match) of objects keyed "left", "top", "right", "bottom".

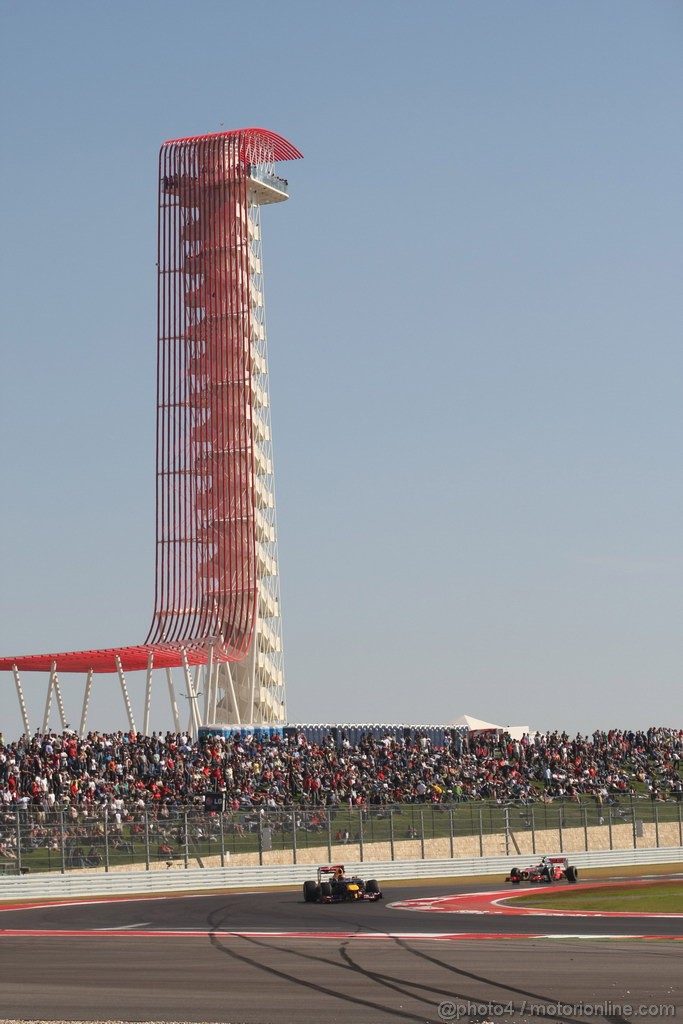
[{"left": 0, "top": 726, "right": 681, "bottom": 823}]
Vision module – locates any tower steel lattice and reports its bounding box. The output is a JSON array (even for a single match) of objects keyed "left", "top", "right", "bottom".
[{"left": 0, "top": 127, "right": 302, "bottom": 736}]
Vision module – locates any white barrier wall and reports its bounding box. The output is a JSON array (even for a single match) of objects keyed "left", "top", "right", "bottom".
[{"left": 0, "top": 846, "right": 680, "bottom": 902}]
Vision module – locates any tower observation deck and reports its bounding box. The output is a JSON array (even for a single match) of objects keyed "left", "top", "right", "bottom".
[{"left": 0, "top": 127, "right": 302, "bottom": 737}]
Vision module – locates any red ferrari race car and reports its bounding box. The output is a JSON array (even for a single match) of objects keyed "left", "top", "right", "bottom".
[
  {"left": 506, "top": 855, "right": 578, "bottom": 885},
  {"left": 303, "top": 865, "right": 383, "bottom": 903}
]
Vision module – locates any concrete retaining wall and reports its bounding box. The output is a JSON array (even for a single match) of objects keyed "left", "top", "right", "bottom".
[{"left": 0, "top": 845, "right": 680, "bottom": 902}]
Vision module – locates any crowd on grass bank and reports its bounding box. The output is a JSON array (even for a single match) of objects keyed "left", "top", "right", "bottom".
[{"left": 0, "top": 727, "right": 681, "bottom": 836}]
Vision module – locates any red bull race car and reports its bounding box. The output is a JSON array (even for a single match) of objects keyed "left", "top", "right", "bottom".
[
  {"left": 506, "top": 855, "right": 578, "bottom": 885},
  {"left": 303, "top": 865, "right": 383, "bottom": 903}
]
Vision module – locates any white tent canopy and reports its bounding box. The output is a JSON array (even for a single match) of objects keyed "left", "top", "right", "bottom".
[{"left": 448, "top": 714, "right": 530, "bottom": 741}]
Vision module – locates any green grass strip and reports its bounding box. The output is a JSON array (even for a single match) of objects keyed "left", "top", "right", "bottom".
[{"left": 507, "top": 880, "right": 683, "bottom": 913}]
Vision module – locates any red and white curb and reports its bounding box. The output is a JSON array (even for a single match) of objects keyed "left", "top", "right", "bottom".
[
  {"left": 389, "top": 880, "right": 683, "bottom": 918},
  {"left": 0, "top": 928, "right": 680, "bottom": 941}
]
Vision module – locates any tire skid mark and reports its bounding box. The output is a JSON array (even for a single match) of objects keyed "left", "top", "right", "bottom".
[{"left": 0, "top": 928, "right": 681, "bottom": 940}]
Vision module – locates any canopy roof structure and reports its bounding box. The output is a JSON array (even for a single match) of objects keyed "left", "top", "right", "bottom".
[
  {"left": 448, "top": 714, "right": 530, "bottom": 741},
  {"left": 0, "top": 644, "right": 208, "bottom": 675},
  {"left": 163, "top": 126, "right": 303, "bottom": 163}
]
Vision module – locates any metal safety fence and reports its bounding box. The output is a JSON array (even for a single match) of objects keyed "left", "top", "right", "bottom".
[{"left": 0, "top": 796, "right": 681, "bottom": 876}]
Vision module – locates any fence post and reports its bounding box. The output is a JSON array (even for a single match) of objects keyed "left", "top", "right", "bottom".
[
  {"left": 531, "top": 808, "right": 536, "bottom": 856},
  {"left": 558, "top": 806, "right": 563, "bottom": 854},
  {"left": 389, "top": 808, "right": 395, "bottom": 862},
  {"left": 104, "top": 810, "right": 110, "bottom": 872},
  {"left": 679, "top": 802, "right": 682, "bottom": 847},
  {"left": 292, "top": 808, "right": 297, "bottom": 865},
  {"left": 144, "top": 810, "right": 150, "bottom": 871},
  {"left": 631, "top": 794, "right": 637, "bottom": 848},
  {"left": 359, "top": 808, "right": 364, "bottom": 863},
  {"left": 220, "top": 812, "right": 225, "bottom": 868},
  {"left": 418, "top": 809, "right": 425, "bottom": 860},
  {"left": 258, "top": 815, "right": 263, "bottom": 866},
  {"left": 582, "top": 806, "right": 588, "bottom": 852},
  {"left": 59, "top": 808, "right": 66, "bottom": 875},
  {"left": 608, "top": 806, "right": 613, "bottom": 851},
  {"left": 183, "top": 812, "right": 189, "bottom": 869},
  {"left": 654, "top": 803, "right": 659, "bottom": 848},
  {"left": 327, "top": 813, "right": 332, "bottom": 863},
  {"left": 478, "top": 806, "right": 483, "bottom": 857},
  {"left": 15, "top": 809, "right": 22, "bottom": 875},
  {"left": 449, "top": 807, "right": 454, "bottom": 859}
]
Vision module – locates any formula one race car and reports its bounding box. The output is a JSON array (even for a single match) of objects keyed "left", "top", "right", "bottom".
[
  {"left": 506, "top": 855, "right": 578, "bottom": 885},
  {"left": 303, "top": 865, "right": 383, "bottom": 903}
]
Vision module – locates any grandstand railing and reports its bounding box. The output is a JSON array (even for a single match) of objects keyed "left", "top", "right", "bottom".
[{"left": 0, "top": 796, "right": 681, "bottom": 876}]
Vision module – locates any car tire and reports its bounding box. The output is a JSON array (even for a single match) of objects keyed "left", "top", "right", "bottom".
[
  {"left": 365, "top": 879, "right": 381, "bottom": 895},
  {"left": 320, "top": 881, "right": 333, "bottom": 899},
  {"left": 303, "top": 880, "right": 319, "bottom": 903},
  {"left": 566, "top": 866, "right": 578, "bottom": 883}
]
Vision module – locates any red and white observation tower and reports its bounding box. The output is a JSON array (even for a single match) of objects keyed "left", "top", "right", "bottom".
[{"left": 0, "top": 127, "right": 302, "bottom": 737}]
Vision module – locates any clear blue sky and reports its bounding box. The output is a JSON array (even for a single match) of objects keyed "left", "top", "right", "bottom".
[{"left": 1, "top": 1, "right": 682, "bottom": 740}]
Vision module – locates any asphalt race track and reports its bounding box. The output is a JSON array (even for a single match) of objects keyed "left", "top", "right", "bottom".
[{"left": 0, "top": 879, "right": 681, "bottom": 1024}]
